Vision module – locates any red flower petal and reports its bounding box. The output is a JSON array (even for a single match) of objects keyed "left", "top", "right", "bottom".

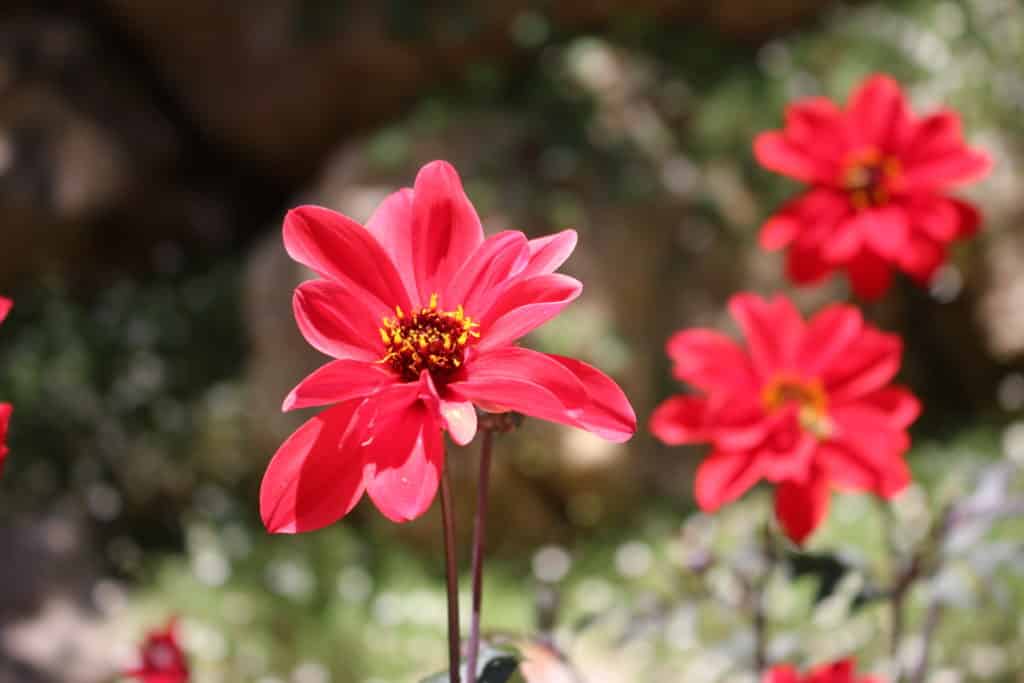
[
  {"left": 292, "top": 280, "right": 385, "bottom": 361},
  {"left": 761, "top": 214, "right": 801, "bottom": 251},
  {"left": 260, "top": 400, "right": 368, "bottom": 534},
  {"left": 845, "top": 249, "right": 893, "bottom": 300},
  {"left": 764, "top": 665, "right": 801, "bottom": 683},
  {"left": 411, "top": 160, "right": 485, "bottom": 303},
  {"left": 449, "top": 347, "right": 588, "bottom": 429},
  {"left": 366, "top": 188, "right": 419, "bottom": 305},
  {"left": 786, "top": 242, "right": 832, "bottom": 284},
  {"left": 826, "top": 402, "right": 913, "bottom": 497},
  {"left": 522, "top": 229, "right": 578, "bottom": 277},
  {"left": 475, "top": 273, "right": 582, "bottom": 351},
  {"left": 440, "top": 399, "right": 478, "bottom": 446},
  {"left": 283, "top": 360, "right": 397, "bottom": 411},
  {"left": 754, "top": 131, "right": 835, "bottom": 184},
  {"left": 283, "top": 205, "right": 411, "bottom": 312},
  {"left": 898, "top": 232, "right": 946, "bottom": 284},
  {"left": 853, "top": 206, "right": 909, "bottom": 260},
  {"left": 666, "top": 329, "right": 758, "bottom": 391},
  {"left": 694, "top": 449, "right": 763, "bottom": 511},
  {"left": 847, "top": 74, "right": 912, "bottom": 150},
  {"left": 756, "top": 410, "right": 818, "bottom": 484},
  {"left": 545, "top": 354, "right": 637, "bottom": 442},
  {"left": 901, "top": 111, "right": 993, "bottom": 190},
  {"left": 650, "top": 395, "right": 707, "bottom": 445},
  {"left": 798, "top": 304, "right": 863, "bottom": 376},
  {"left": 727, "top": 294, "right": 804, "bottom": 377},
  {"left": 859, "top": 386, "right": 921, "bottom": 429},
  {"left": 446, "top": 230, "right": 530, "bottom": 315},
  {"left": 774, "top": 472, "right": 830, "bottom": 545},
  {"left": 0, "top": 297, "right": 11, "bottom": 324},
  {"left": 783, "top": 97, "right": 850, "bottom": 166},
  {"left": 823, "top": 327, "right": 902, "bottom": 401},
  {"left": 363, "top": 395, "right": 444, "bottom": 523}
]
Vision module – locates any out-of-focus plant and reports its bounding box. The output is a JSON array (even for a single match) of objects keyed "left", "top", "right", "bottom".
[{"left": 754, "top": 74, "right": 992, "bottom": 300}]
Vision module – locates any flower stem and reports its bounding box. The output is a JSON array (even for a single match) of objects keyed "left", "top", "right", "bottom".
[
  {"left": 440, "top": 457, "right": 462, "bottom": 683},
  {"left": 753, "top": 515, "right": 773, "bottom": 675},
  {"left": 465, "top": 428, "right": 494, "bottom": 681}
]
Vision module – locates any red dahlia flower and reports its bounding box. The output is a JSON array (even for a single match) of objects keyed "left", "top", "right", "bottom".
[
  {"left": 260, "top": 160, "right": 636, "bottom": 532},
  {"left": 650, "top": 294, "right": 919, "bottom": 544},
  {"left": 765, "top": 659, "right": 884, "bottom": 683},
  {"left": 755, "top": 73, "right": 992, "bottom": 299},
  {"left": 0, "top": 296, "right": 10, "bottom": 476},
  {"left": 124, "top": 619, "right": 189, "bottom": 683}
]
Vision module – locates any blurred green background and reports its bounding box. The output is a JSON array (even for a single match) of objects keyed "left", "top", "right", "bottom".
[{"left": 0, "top": 1, "right": 1022, "bottom": 681}]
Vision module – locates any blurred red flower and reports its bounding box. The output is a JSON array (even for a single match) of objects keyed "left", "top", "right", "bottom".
[
  {"left": 650, "top": 294, "right": 919, "bottom": 544},
  {"left": 0, "top": 296, "right": 11, "bottom": 476},
  {"left": 124, "top": 619, "right": 189, "bottom": 683},
  {"left": 261, "top": 160, "right": 636, "bottom": 532},
  {"left": 755, "top": 73, "right": 992, "bottom": 300},
  {"left": 765, "top": 659, "right": 884, "bottom": 683}
]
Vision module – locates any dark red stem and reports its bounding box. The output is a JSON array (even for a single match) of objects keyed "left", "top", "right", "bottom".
[
  {"left": 465, "top": 428, "right": 494, "bottom": 681},
  {"left": 440, "top": 458, "right": 462, "bottom": 683}
]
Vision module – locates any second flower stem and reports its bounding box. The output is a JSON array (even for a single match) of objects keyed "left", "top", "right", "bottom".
[
  {"left": 440, "top": 457, "right": 462, "bottom": 683},
  {"left": 465, "top": 428, "right": 494, "bottom": 681}
]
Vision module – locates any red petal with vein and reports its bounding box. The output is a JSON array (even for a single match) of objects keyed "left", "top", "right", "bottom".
[
  {"left": 293, "top": 280, "right": 385, "bottom": 361},
  {"left": 823, "top": 328, "right": 901, "bottom": 401},
  {"left": 667, "top": 328, "right": 759, "bottom": 391},
  {"left": 365, "top": 188, "right": 419, "bottom": 305},
  {"left": 847, "top": 74, "right": 912, "bottom": 151},
  {"left": 283, "top": 360, "right": 397, "bottom": 411},
  {"left": 476, "top": 273, "right": 582, "bottom": 351},
  {"left": 260, "top": 400, "right": 368, "bottom": 534},
  {"left": 828, "top": 402, "right": 912, "bottom": 497},
  {"left": 283, "top": 205, "right": 410, "bottom": 312},
  {"left": 545, "top": 354, "right": 636, "bottom": 442},
  {"left": 522, "top": 229, "right": 578, "bottom": 277},
  {"left": 649, "top": 395, "right": 707, "bottom": 445},
  {"left": 727, "top": 294, "right": 804, "bottom": 377},
  {"left": 449, "top": 347, "right": 587, "bottom": 429},
  {"left": 364, "top": 395, "right": 443, "bottom": 523},
  {"left": 754, "top": 131, "right": 836, "bottom": 184},
  {"left": 694, "top": 449, "right": 763, "bottom": 511},
  {"left": 798, "top": 304, "right": 863, "bottom": 376},
  {"left": 446, "top": 230, "right": 530, "bottom": 315},
  {"left": 774, "top": 473, "right": 830, "bottom": 545},
  {"left": 854, "top": 206, "right": 909, "bottom": 260},
  {"left": 411, "top": 160, "right": 485, "bottom": 302}
]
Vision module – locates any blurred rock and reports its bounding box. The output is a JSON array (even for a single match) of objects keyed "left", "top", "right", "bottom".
[
  {"left": 0, "top": 14, "right": 178, "bottom": 285},
  {"left": 97, "top": 0, "right": 834, "bottom": 180}
]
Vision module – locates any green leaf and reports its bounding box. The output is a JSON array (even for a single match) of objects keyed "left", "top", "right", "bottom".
[{"left": 419, "top": 646, "right": 523, "bottom": 683}]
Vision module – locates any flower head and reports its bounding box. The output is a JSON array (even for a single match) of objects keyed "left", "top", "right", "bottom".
[
  {"left": 755, "top": 74, "right": 992, "bottom": 299},
  {"left": 124, "top": 619, "right": 189, "bottom": 683},
  {"left": 765, "top": 659, "right": 884, "bottom": 683},
  {"left": 261, "top": 160, "right": 636, "bottom": 531},
  {"left": 650, "top": 294, "right": 919, "bottom": 544}
]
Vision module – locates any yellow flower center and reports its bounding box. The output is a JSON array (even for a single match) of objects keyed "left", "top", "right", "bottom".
[
  {"left": 379, "top": 293, "right": 480, "bottom": 382},
  {"left": 843, "top": 148, "right": 901, "bottom": 209},
  {"left": 761, "top": 374, "right": 833, "bottom": 439}
]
